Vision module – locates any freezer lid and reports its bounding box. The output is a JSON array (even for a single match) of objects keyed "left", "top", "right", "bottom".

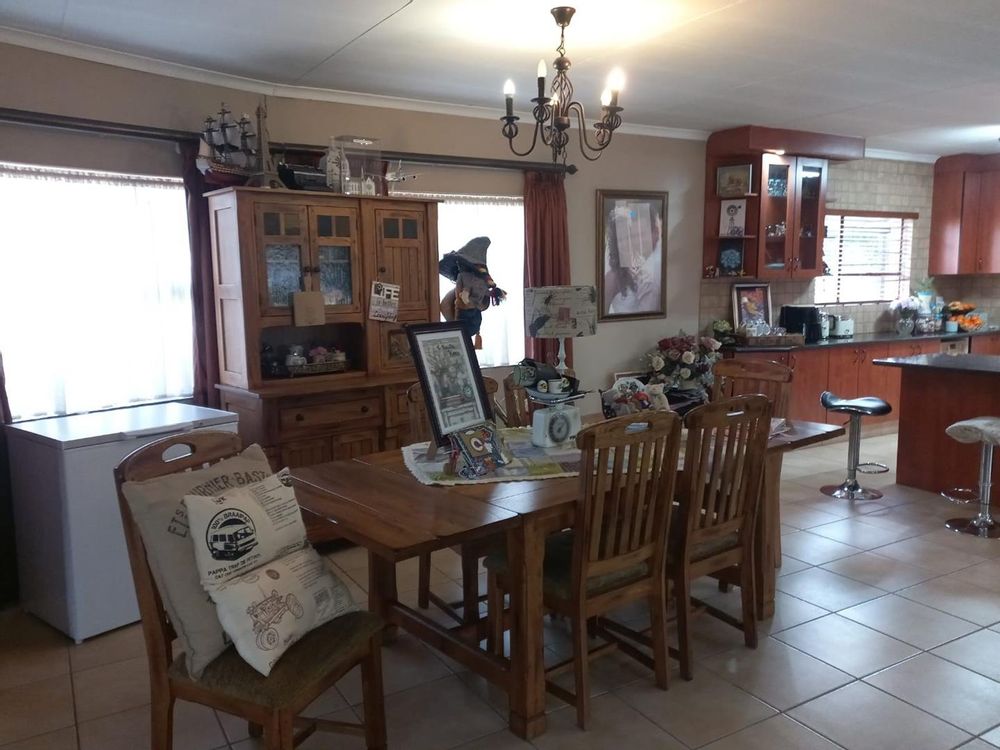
[{"left": 3, "top": 402, "right": 238, "bottom": 450}]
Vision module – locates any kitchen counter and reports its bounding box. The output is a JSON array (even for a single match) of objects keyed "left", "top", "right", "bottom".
[
  {"left": 728, "top": 327, "right": 999, "bottom": 353},
  {"left": 873, "top": 353, "right": 1000, "bottom": 374},
  {"left": 871, "top": 353, "right": 1000, "bottom": 493}
]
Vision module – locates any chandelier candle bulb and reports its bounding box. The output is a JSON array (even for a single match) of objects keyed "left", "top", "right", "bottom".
[
  {"left": 600, "top": 89, "right": 612, "bottom": 107},
  {"left": 537, "top": 59, "right": 547, "bottom": 99},
  {"left": 608, "top": 68, "right": 625, "bottom": 107},
  {"left": 503, "top": 79, "right": 515, "bottom": 117}
]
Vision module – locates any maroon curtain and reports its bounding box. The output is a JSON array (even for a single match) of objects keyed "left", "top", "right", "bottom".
[
  {"left": 181, "top": 143, "right": 222, "bottom": 408},
  {"left": 523, "top": 171, "right": 572, "bottom": 367}
]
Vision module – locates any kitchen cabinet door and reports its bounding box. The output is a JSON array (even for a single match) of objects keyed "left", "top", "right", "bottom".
[
  {"left": 757, "top": 154, "right": 797, "bottom": 279},
  {"left": 825, "top": 347, "right": 859, "bottom": 424},
  {"left": 971, "top": 333, "right": 1000, "bottom": 355},
  {"left": 732, "top": 351, "right": 790, "bottom": 366},
  {"left": 788, "top": 348, "right": 829, "bottom": 423},
  {"left": 976, "top": 171, "right": 1000, "bottom": 274},
  {"left": 791, "top": 158, "right": 827, "bottom": 278},
  {"left": 857, "top": 344, "right": 892, "bottom": 423}
]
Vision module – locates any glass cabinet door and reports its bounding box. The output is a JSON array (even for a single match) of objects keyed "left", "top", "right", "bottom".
[
  {"left": 255, "top": 204, "right": 308, "bottom": 316},
  {"left": 758, "top": 154, "right": 795, "bottom": 278},
  {"left": 793, "top": 157, "right": 827, "bottom": 277},
  {"left": 308, "top": 206, "right": 361, "bottom": 317}
]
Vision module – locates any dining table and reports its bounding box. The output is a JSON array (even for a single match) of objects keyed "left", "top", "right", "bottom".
[{"left": 290, "top": 418, "right": 843, "bottom": 740}]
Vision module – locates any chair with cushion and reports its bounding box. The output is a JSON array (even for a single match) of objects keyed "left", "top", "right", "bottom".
[
  {"left": 819, "top": 391, "right": 892, "bottom": 501},
  {"left": 114, "top": 431, "right": 386, "bottom": 750},
  {"left": 484, "top": 411, "right": 682, "bottom": 728},
  {"left": 941, "top": 417, "right": 1000, "bottom": 538},
  {"left": 409, "top": 377, "right": 501, "bottom": 624},
  {"left": 668, "top": 395, "right": 771, "bottom": 680},
  {"left": 711, "top": 358, "right": 792, "bottom": 418}
]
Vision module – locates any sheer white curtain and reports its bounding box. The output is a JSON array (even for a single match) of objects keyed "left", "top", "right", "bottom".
[
  {"left": 404, "top": 193, "right": 525, "bottom": 367},
  {"left": 0, "top": 162, "right": 193, "bottom": 421}
]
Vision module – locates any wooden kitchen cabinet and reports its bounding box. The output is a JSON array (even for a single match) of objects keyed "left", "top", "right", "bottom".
[
  {"left": 787, "top": 348, "right": 829, "bottom": 424},
  {"left": 929, "top": 154, "right": 1000, "bottom": 275},
  {"left": 208, "top": 187, "right": 440, "bottom": 543},
  {"left": 822, "top": 344, "right": 894, "bottom": 425},
  {"left": 732, "top": 350, "right": 790, "bottom": 367},
  {"left": 971, "top": 332, "right": 1000, "bottom": 355}
]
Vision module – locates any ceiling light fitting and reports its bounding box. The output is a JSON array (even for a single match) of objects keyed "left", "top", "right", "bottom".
[{"left": 500, "top": 6, "right": 625, "bottom": 164}]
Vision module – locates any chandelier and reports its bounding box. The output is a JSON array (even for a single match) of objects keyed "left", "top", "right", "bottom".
[{"left": 500, "top": 6, "right": 625, "bottom": 164}]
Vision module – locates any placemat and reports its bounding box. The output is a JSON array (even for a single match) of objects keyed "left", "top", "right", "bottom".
[{"left": 401, "top": 428, "right": 583, "bottom": 486}]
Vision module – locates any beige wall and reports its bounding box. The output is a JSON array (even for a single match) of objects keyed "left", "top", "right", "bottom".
[{"left": 0, "top": 42, "right": 705, "bottom": 404}]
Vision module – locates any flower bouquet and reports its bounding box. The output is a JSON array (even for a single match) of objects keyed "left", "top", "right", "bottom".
[{"left": 643, "top": 332, "right": 722, "bottom": 396}]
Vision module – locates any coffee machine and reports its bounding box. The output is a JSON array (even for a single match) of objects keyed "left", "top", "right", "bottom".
[{"left": 779, "top": 305, "right": 824, "bottom": 343}]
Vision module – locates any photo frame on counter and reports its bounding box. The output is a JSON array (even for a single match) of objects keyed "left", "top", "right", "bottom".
[
  {"left": 731, "top": 283, "right": 773, "bottom": 329},
  {"left": 406, "top": 321, "right": 494, "bottom": 448},
  {"left": 716, "top": 164, "right": 753, "bottom": 198},
  {"left": 596, "top": 189, "right": 668, "bottom": 321}
]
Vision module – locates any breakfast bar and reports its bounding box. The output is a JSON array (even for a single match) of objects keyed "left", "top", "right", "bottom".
[{"left": 874, "top": 353, "right": 1000, "bottom": 493}]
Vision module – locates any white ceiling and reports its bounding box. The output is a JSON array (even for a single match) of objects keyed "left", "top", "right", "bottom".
[{"left": 3, "top": 0, "right": 1000, "bottom": 158}]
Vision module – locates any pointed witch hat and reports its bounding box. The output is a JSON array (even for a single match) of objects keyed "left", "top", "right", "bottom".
[{"left": 439, "top": 236, "right": 491, "bottom": 281}]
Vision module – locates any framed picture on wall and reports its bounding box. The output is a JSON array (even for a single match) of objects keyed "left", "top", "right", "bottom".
[
  {"left": 595, "top": 189, "right": 668, "bottom": 321},
  {"left": 731, "top": 283, "right": 773, "bottom": 329},
  {"left": 406, "top": 322, "right": 494, "bottom": 447},
  {"left": 716, "top": 164, "right": 753, "bottom": 198}
]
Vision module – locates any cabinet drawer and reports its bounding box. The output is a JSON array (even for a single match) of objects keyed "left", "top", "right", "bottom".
[{"left": 279, "top": 397, "right": 382, "bottom": 432}]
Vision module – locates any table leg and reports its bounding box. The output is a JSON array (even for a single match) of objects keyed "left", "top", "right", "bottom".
[
  {"left": 367, "top": 551, "right": 399, "bottom": 641},
  {"left": 754, "top": 452, "right": 783, "bottom": 620},
  {"left": 506, "top": 521, "right": 547, "bottom": 739}
]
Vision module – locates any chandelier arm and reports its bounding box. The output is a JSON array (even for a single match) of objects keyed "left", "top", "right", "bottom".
[
  {"left": 505, "top": 119, "right": 545, "bottom": 157},
  {"left": 566, "top": 102, "right": 610, "bottom": 161}
]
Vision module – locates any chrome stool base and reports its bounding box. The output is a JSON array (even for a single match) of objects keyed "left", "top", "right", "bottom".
[
  {"left": 945, "top": 517, "right": 1000, "bottom": 538},
  {"left": 821, "top": 480, "right": 883, "bottom": 501},
  {"left": 856, "top": 461, "right": 889, "bottom": 475},
  {"left": 942, "top": 439, "right": 997, "bottom": 539}
]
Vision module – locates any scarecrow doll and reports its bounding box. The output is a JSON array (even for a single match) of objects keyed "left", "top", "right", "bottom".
[{"left": 439, "top": 236, "right": 507, "bottom": 346}]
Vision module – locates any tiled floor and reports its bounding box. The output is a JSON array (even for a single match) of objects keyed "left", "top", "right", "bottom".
[{"left": 3, "top": 433, "right": 1000, "bottom": 749}]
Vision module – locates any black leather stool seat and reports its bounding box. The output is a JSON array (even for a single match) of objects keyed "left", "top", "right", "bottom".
[{"left": 820, "top": 391, "right": 892, "bottom": 417}]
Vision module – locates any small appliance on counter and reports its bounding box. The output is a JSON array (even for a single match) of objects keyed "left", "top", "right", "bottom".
[
  {"left": 779, "top": 305, "right": 824, "bottom": 343},
  {"left": 820, "top": 312, "right": 833, "bottom": 340},
  {"left": 829, "top": 315, "right": 855, "bottom": 338}
]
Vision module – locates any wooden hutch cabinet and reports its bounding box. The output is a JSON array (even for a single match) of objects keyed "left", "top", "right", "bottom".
[
  {"left": 206, "top": 187, "right": 439, "bottom": 542},
  {"left": 929, "top": 154, "right": 1000, "bottom": 275},
  {"left": 703, "top": 126, "right": 864, "bottom": 280}
]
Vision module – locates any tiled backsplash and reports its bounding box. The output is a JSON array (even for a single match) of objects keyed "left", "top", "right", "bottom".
[{"left": 698, "top": 157, "right": 998, "bottom": 335}]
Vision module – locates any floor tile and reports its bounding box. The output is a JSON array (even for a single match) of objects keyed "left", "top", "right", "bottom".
[
  {"left": 777, "top": 555, "right": 812, "bottom": 576},
  {"left": 938, "top": 560, "right": 1000, "bottom": 594},
  {"left": 77, "top": 701, "right": 227, "bottom": 750},
  {"left": 68, "top": 623, "right": 144, "bottom": 673},
  {"left": 840, "top": 594, "right": 980, "bottom": 649},
  {"left": 776, "top": 567, "right": 885, "bottom": 611},
  {"left": 0, "top": 727, "right": 78, "bottom": 750},
  {"left": 981, "top": 725, "right": 1000, "bottom": 747},
  {"left": 452, "top": 729, "right": 535, "bottom": 749},
  {"left": 932, "top": 629, "right": 1000, "bottom": 682},
  {"left": 781, "top": 504, "right": 843, "bottom": 531},
  {"left": 808, "top": 517, "right": 918, "bottom": 549},
  {"left": 615, "top": 666, "right": 776, "bottom": 747},
  {"left": 700, "top": 714, "right": 842, "bottom": 750},
  {"left": 899, "top": 576, "right": 1000, "bottom": 626},
  {"left": 920, "top": 528, "right": 1000, "bottom": 560},
  {"left": 821, "top": 551, "right": 938, "bottom": 591},
  {"left": 773, "top": 614, "right": 918, "bottom": 677},
  {"left": 232, "top": 707, "right": 367, "bottom": 749},
  {"left": 0, "top": 675, "right": 75, "bottom": 746},
  {"left": 336, "top": 633, "right": 453, "bottom": 705},
  {"left": 700, "top": 637, "right": 852, "bottom": 710},
  {"left": 865, "top": 652, "right": 1000, "bottom": 735},
  {"left": 532, "top": 692, "right": 685, "bottom": 750},
  {"left": 958, "top": 740, "right": 997, "bottom": 750},
  {"left": 789, "top": 681, "right": 971, "bottom": 750},
  {"left": 72, "top": 654, "right": 150, "bottom": 722},
  {"left": 779, "top": 531, "right": 861, "bottom": 565},
  {"left": 764, "top": 592, "right": 830, "bottom": 633},
  {"left": 0, "top": 612, "right": 70, "bottom": 691},
  {"left": 874, "top": 537, "right": 986, "bottom": 575}
]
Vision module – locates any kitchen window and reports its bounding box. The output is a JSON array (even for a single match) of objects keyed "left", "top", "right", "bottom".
[
  {"left": 0, "top": 162, "right": 194, "bottom": 420},
  {"left": 814, "top": 211, "right": 914, "bottom": 305}
]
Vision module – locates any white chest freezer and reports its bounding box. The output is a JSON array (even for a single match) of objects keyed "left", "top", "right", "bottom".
[{"left": 5, "top": 402, "right": 238, "bottom": 642}]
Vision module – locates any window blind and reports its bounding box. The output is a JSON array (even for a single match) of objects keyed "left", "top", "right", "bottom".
[{"left": 814, "top": 213, "right": 913, "bottom": 304}]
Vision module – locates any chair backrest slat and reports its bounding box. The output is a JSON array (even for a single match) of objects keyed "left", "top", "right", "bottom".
[
  {"left": 575, "top": 412, "right": 682, "bottom": 593},
  {"left": 712, "top": 359, "right": 792, "bottom": 419},
  {"left": 678, "top": 395, "right": 771, "bottom": 546}
]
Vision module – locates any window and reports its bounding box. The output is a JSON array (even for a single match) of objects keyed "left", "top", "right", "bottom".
[
  {"left": 815, "top": 212, "right": 913, "bottom": 304},
  {"left": 0, "top": 162, "right": 193, "bottom": 421},
  {"left": 400, "top": 192, "right": 525, "bottom": 367}
]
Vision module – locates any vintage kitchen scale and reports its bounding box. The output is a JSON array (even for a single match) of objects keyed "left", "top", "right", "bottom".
[{"left": 512, "top": 359, "right": 587, "bottom": 448}]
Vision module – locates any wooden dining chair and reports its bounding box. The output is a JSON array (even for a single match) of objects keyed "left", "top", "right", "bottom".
[
  {"left": 711, "top": 358, "right": 792, "bottom": 418},
  {"left": 668, "top": 395, "right": 772, "bottom": 681},
  {"left": 501, "top": 372, "right": 532, "bottom": 428},
  {"left": 408, "top": 377, "right": 501, "bottom": 624},
  {"left": 114, "top": 431, "right": 387, "bottom": 750},
  {"left": 485, "top": 411, "right": 682, "bottom": 729}
]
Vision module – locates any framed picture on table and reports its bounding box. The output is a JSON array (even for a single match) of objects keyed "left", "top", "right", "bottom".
[
  {"left": 596, "top": 189, "right": 668, "bottom": 322},
  {"left": 731, "top": 283, "right": 773, "bottom": 329},
  {"left": 406, "top": 321, "right": 494, "bottom": 448}
]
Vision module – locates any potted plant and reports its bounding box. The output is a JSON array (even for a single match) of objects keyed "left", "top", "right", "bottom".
[{"left": 643, "top": 332, "right": 722, "bottom": 398}]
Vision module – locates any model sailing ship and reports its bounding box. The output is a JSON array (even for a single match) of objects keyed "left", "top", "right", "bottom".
[{"left": 197, "top": 102, "right": 281, "bottom": 187}]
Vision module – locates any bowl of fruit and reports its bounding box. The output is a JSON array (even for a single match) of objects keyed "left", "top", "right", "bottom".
[{"left": 946, "top": 301, "right": 984, "bottom": 331}]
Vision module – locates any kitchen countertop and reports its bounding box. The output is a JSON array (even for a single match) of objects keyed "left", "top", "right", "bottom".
[
  {"left": 728, "top": 327, "right": 999, "bottom": 353},
  {"left": 873, "top": 353, "right": 1000, "bottom": 374}
]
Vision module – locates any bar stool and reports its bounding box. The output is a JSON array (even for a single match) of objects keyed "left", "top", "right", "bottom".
[
  {"left": 941, "top": 417, "right": 1000, "bottom": 538},
  {"left": 820, "top": 391, "right": 892, "bottom": 501}
]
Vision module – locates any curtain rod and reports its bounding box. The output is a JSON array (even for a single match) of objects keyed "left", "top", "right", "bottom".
[{"left": 0, "top": 107, "right": 577, "bottom": 175}]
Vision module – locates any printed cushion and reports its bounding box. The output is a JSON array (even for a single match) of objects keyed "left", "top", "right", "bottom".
[
  {"left": 183, "top": 469, "right": 307, "bottom": 588},
  {"left": 121, "top": 444, "right": 273, "bottom": 678},
  {"left": 206, "top": 547, "right": 358, "bottom": 676}
]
